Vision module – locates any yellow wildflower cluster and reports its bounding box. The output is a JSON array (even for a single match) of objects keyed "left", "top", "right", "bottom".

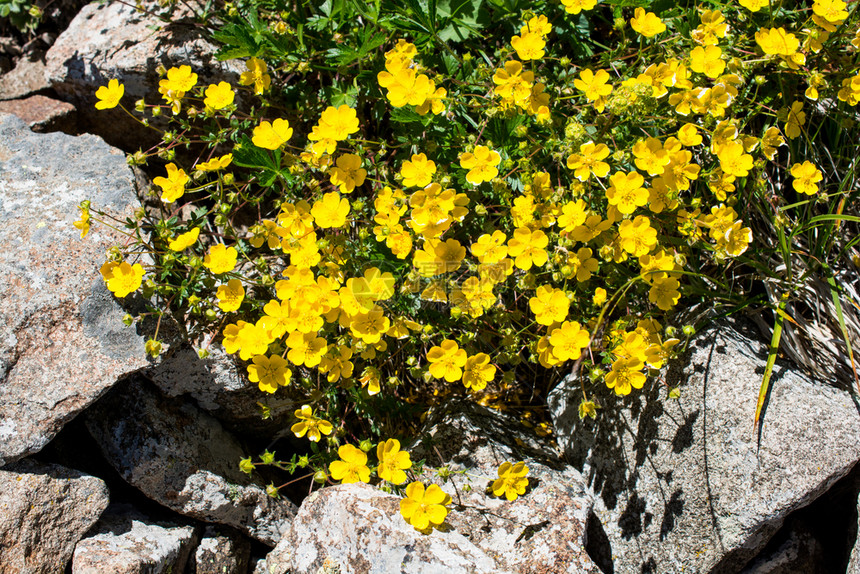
[
  {"left": 86, "top": 0, "right": 860, "bottom": 516},
  {"left": 492, "top": 16, "right": 551, "bottom": 121},
  {"left": 377, "top": 40, "right": 445, "bottom": 116}
]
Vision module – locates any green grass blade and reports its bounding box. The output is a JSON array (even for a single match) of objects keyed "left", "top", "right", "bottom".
[
  {"left": 755, "top": 292, "right": 788, "bottom": 429},
  {"left": 822, "top": 264, "right": 860, "bottom": 394}
]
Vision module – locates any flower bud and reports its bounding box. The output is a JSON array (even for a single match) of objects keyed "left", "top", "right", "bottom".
[
  {"left": 239, "top": 457, "right": 254, "bottom": 475},
  {"left": 144, "top": 339, "right": 162, "bottom": 358},
  {"left": 260, "top": 450, "right": 276, "bottom": 465}
]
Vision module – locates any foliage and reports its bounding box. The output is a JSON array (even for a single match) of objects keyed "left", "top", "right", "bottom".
[
  {"left": 0, "top": 0, "right": 39, "bottom": 33},
  {"left": 80, "top": 0, "right": 860, "bottom": 522}
]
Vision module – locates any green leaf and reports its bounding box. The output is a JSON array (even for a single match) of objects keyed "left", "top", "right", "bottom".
[
  {"left": 755, "top": 292, "right": 788, "bottom": 430},
  {"left": 389, "top": 106, "right": 425, "bottom": 124},
  {"left": 822, "top": 264, "right": 860, "bottom": 394}
]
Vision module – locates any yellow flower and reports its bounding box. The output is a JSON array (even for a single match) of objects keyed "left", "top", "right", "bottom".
[
  {"left": 569, "top": 247, "right": 600, "bottom": 282},
  {"left": 837, "top": 74, "right": 860, "bottom": 106},
  {"left": 606, "top": 357, "right": 646, "bottom": 395},
  {"left": 790, "top": 161, "right": 823, "bottom": 195},
  {"left": 247, "top": 354, "right": 292, "bottom": 393},
  {"left": 311, "top": 105, "right": 360, "bottom": 142},
  {"left": 401, "top": 153, "right": 436, "bottom": 188},
  {"left": 618, "top": 215, "right": 658, "bottom": 257},
  {"left": 716, "top": 141, "right": 753, "bottom": 177},
  {"left": 329, "top": 153, "right": 367, "bottom": 193},
  {"left": 216, "top": 278, "right": 245, "bottom": 312},
  {"left": 359, "top": 366, "right": 382, "bottom": 395},
  {"left": 521, "top": 15, "right": 552, "bottom": 37},
  {"left": 153, "top": 163, "right": 189, "bottom": 203},
  {"left": 722, "top": 221, "right": 752, "bottom": 256},
  {"left": 319, "top": 345, "right": 354, "bottom": 383},
  {"left": 413, "top": 238, "right": 466, "bottom": 276},
  {"left": 593, "top": 287, "right": 607, "bottom": 306},
  {"left": 560, "top": 0, "right": 597, "bottom": 14},
  {"left": 813, "top": 0, "right": 849, "bottom": 23},
  {"left": 168, "top": 227, "right": 200, "bottom": 251},
  {"left": 100, "top": 261, "right": 144, "bottom": 298},
  {"left": 462, "top": 353, "right": 496, "bottom": 391},
  {"left": 94, "top": 79, "right": 124, "bottom": 110},
  {"left": 329, "top": 444, "right": 371, "bottom": 484},
  {"left": 290, "top": 405, "right": 334, "bottom": 442},
  {"left": 204, "top": 244, "right": 238, "bottom": 274},
  {"left": 606, "top": 171, "right": 648, "bottom": 215},
  {"left": 649, "top": 275, "right": 681, "bottom": 310},
  {"left": 253, "top": 119, "right": 294, "bottom": 150},
  {"left": 161, "top": 65, "right": 198, "bottom": 93},
  {"left": 632, "top": 137, "right": 670, "bottom": 176},
  {"left": 204, "top": 81, "right": 235, "bottom": 110},
  {"left": 693, "top": 10, "right": 727, "bottom": 45},
  {"left": 197, "top": 154, "right": 233, "bottom": 171},
  {"left": 239, "top": 57, "right": 271, "bottom": 95},
  {"left": 548, "top": 321, "right": 590, "bottom": 362},
  {"left": 677, "top": 124, "right": 703, "bottom": 147},
  {"left": 739, "top": 0, "right": 769, "bottom": 12},
  {"left": 689, "top": 45, "right": 725, "bottom": 79},
  {"left": 399, "top": 482, "right": 451, "bottom": 530},
  {"left": 73, "top": 203, "right": 90, "bottom": 238},
  {"left": 507, "top": 227, "right": 549, "bottom": 270},
  {"left": 349, "top": 307, "right": 391, "bottom": 344},
  {"left": 376, "top": 439, "right": 412, "bottom": 484},
  {"left": 311, "top": 192, "right": 350, "bottom": 228},
  {"left": 760, "top": 126, "right": 785, "bottom": 160},
  {"left": 785, "top": 101, "right": 805, "bottom": 139},
  {"left": 755, "top": 27, "right": 800, "bottom": 56},
  {"left": 491, "top": 461, "right": 529, "bottom": 501},
  {"left": 427, "top": 339, "right": 467, "bottom": 382},
  {"left": 566, "top": 141, "right": 610, "bottom": 181},
  {"left": 285, "top": 331, "right": 328, "bottom": 367},
  {"left": 573, "top": 69, "right": 612, "bottom": 111},
  {"left": 493, "top": 60, "right": 534, "bottom": 105},
  {"left": 459, "top": 146, "right": 501, "bottom": 185},
  {"left": 223, "top": 320, "right": 272, "bottom": 361},
  {"left": 529, "top": 285, "right": 570, "bottom": 326},
  {"left": 378, "top": 66, "right": 435, "bottom": 108},
  {"left": 510, "top": 30, "right": 546, "bottom": 60},
  {"left": 630, "top": 8, "right": 666, "bottom": 38},
  {"left": 471, "top": 231, "right": 508, "bottom": 264}
]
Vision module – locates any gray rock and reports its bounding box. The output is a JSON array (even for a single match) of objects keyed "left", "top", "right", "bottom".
[
  {"left": 0, "top": 50, "right": 50, "bottom": 100},
  {"left": 86, "top": 376, "right": 296, "bottom": 545},
  {"left": 548, "top": 320, "right": 860, "bottom": 574},
  {"left": 739, "top": 519, "right": 826, "bottom": 574},
  {"left": 0, "top": 112, "right": 147, "bottom": 466},
  {"left": 44, "top": 0, "right": 242, "bottom": 150},
  {"left": 72, "top": 503, "right": 198, "bottom": 574},
  {"left": 412, "top": 403, "right": 601, "bottom": 574},
  {"left": 148, "top": 345, "right": 299, "bottom": 435},
  {"left": 0, "top": 459, "right": 110, "bottom": 573},
  {"left": 0, "top": 94, "right": 78, "bottom": 133},
  {"left": 265, "top": 483, "right": 499, "bottom": 574},
  {"left": 267, "top": 404, "right": 599, "bottom": 574},
  {"left": 190, "top": 525, "right": 251, "bottom": 574}
]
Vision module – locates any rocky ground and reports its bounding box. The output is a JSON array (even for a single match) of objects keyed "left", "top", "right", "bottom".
[{"left": 2, "top": 2, "right": 860, "bottom": 573}]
